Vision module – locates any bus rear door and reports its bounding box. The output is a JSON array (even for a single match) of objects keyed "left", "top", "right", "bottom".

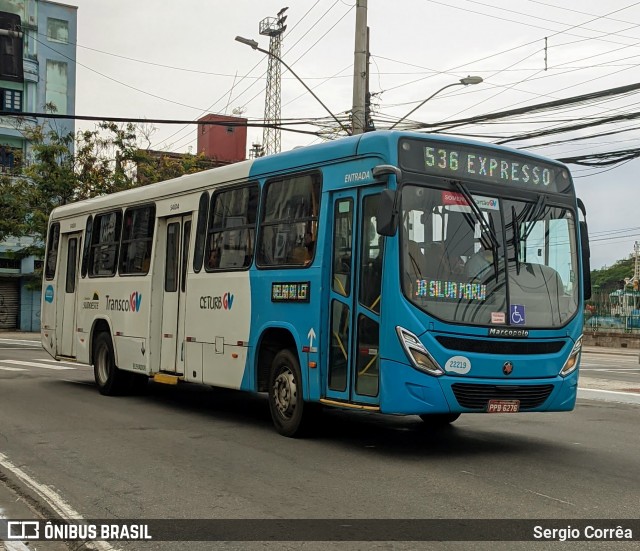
[
  {"left": 57, "top": 231, "right": 81, "bottom": 358},
  {"left": 326, "top": 189, "right": 383, "bottom": 407},
  {"left": 159, "top": 215, "right": 192, "bottom": 374}
]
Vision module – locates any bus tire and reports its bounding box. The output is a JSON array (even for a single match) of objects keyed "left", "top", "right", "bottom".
[
  {"left": 93, "top": 332, "right": 127, "bottom": 396},
  {"left": 268, "top": 349, "right": 311, "bottom": 437},
  {"left": 419, "top": 413, "right": 460, "bottom": 426}
]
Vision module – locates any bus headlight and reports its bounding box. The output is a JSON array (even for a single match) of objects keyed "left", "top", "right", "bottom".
[
  {"left": 396, "top": 326, "right": 444, "bottom": 376},
  {"left": 560, "top": 335, "right": 582, "bottom": 377}
]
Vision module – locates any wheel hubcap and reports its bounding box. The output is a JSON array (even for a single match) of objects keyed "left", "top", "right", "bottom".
[{"left": 273, "top": 367, "right": 297, "bottom": 420}]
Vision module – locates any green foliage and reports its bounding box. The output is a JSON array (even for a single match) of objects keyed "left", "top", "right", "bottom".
[
  {"left": 590, "top": 258, "right": 634, "bottom": 293},
  {"left": 0, "top": 175, "right": 29, "bottom": 243}
]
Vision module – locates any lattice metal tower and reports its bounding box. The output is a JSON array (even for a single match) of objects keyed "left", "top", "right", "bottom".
[{"left": 259, "top": 8, "right": 288, "bottom": 155}]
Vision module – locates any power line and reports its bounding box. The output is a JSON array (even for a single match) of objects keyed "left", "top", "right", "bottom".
[
  {"left": 34, "top": 35, "right": 208, "bottom": 112},
  {"left": 0, "top": 111, "right": 322, "bottom": 136}
]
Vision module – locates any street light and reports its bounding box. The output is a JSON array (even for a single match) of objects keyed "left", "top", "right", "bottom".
[
  {"left": 235, "top": 36, "right": 350, "bottom": 135},
  {"left": 388, "top": 76, "right": 483, "bottom": 130}
]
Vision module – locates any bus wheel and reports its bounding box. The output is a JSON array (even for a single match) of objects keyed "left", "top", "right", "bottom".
[
  {"left": 419, "top": 413, "right": 461, "bottom": 426},
  {"left": 93, "top": 332, "right": 126, "bottom": 395},
  {"left": 268, "top": 349, "right": 309, "bottom": 437}
]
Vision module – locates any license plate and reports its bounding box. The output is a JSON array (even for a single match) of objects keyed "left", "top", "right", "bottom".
[{"left": 487, "top": 400, "right": 520, "bottom": 413}]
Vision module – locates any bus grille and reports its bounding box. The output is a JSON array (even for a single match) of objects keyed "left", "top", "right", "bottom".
[
  {"left": 451, "top": 383, "right": 554, "bottom": 410},
  {"left": 436, "top": 336, "right": 565, "bottom": 355}
]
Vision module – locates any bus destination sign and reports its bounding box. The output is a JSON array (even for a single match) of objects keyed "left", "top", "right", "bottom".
[{"left": 399, "top": 139, "right": 572, "bottom": 193}]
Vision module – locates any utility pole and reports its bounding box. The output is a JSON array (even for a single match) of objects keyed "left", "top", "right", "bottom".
[
  {"left": 365, "top": 27, "right": 375, "bottom": 132},
  {"left": 633, "top": 241, "right": 640, "bottom": 290},
  {"left": 259, "top": 7, "right": 288, "bottom": 155},
  {"left": 351, "top": 0, "right": 367, "bottom": 135}
]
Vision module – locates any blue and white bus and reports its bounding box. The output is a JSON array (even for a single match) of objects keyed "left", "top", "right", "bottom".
[{"left": 41, "top": 131, "right": 591, "bottom": 436}]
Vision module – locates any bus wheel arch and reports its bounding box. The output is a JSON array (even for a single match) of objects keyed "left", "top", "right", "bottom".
[
  {"left": 256, "top": 328, "right": 315, "bottom": 437},
  {"left": 90, "top": 318, "right": 112, "bottom": 368},
  {"left": 256, "top": 327, "right": 297, "bottom": 393}
]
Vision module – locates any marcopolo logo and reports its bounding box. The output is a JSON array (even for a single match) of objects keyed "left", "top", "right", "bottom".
[
  {"left": 200, "top": 292, "right": 234, "bottom": 311},
  {"left": 105, "top": 292, "right": 142, "bottom": 313},
  {"left": 44, "top": 285, "right": 54, "bottom": 303}
]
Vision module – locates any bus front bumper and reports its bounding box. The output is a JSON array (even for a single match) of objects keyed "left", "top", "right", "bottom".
[{"left": 379, "top": 359, "right": 579, "bottom": 415}]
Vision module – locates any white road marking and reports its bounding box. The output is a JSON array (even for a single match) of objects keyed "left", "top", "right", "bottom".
[
  {"left": 0, "top": 367, "right": 27, "bottom": 372},
  {"left": 582, "top": 368, "right": 640, "bottom": 374},
  {"left": 37, "top": 358, "right": 83, "bottom": 367},
  {"left": 578, "top": 388, "right": 640, "bottom": 405},
  {"left": 0, "top": 339, "right": 41, "bottom": 346},
  {"left": 1, "top": 360, "right": 75, "bottom": 371},
  {"left": 0, "top": 453, "right": 118, "bottom": 551}
]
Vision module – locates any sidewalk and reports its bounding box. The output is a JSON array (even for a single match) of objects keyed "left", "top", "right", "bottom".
[{"left": 0, "top": 475, "right": 68, "bottom": 551}]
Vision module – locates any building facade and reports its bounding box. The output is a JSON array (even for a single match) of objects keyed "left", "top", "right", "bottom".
[{"left": 0, "top": 0, "right": 77, "bottom": 331}]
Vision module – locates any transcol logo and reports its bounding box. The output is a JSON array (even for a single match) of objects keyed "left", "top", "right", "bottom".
[{"left": 105, "top": 292, "right": 142, "bottom": 312}]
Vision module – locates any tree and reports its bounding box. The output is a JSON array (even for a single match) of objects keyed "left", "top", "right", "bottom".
[{"left": 0, "top": 174, "right": 29, "bottom": 244}]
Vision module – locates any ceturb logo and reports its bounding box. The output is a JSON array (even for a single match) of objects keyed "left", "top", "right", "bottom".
[
  {"left": 200, "top": 292, "right": 234, "bottom": 310},
  {"left": 105, "top": 292, "right": 142, "bottom": 312}
]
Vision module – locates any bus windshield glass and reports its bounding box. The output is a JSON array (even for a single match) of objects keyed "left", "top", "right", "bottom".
[{"left": 400, "top": 184, "right": 580, "bottom": 328}]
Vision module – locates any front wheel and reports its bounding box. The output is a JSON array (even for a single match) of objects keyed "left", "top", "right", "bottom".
[
  {"left": 419, "top": 413, "right": 461, "bottom": 426},
  {"left": 268, "top": 349, "right": 313, "bottom": 437}
]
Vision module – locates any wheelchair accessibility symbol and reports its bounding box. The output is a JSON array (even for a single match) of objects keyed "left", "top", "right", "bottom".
[{"left": 510, "top": 304, "right": 526, "bottom": 325}]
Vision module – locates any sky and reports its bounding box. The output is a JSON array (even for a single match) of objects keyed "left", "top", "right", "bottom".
[{"left": 60, "top": 0, "right": 640, "bottom": 270}]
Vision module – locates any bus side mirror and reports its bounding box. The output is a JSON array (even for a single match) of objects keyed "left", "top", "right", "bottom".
[
  {"left": 580, "top": 220, "right": 591, "bottom": 301},
  {"left": 376, "top": 189, "right": 398, "bottom": 236}
]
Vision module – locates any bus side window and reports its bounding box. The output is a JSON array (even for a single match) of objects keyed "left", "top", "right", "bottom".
[
  {"left": 258, "top": 172, "right": 321, "bottom": 268},
  {"left": 80, "top": 216, "right": 92, "bottom": 278},
  {"left": 119, "top": 204, "right": 155, "bottom": 276},
  {"left": 193, "top": 191, "right": 209, "bottom": 273},
  {"left": 205, "top": 184, "right": 257, "bottom": 271},
  {"left": 45, "top": 223, "right": 60, "bottom": 280},
  {"left": 88, "top": 210, "right": 122, "bottom": 277}
]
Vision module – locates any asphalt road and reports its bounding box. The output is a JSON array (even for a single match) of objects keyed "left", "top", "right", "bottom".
[{"left": 1, "top": 340, "right": 639, "bottom": 551}]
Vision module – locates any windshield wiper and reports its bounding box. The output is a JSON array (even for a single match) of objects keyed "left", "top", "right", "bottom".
[
  {"left": 451, "top": 180, "right": 500, "bottom": 279},
  {"left": 512, "top": 195, "right": 548, "bottom": 276},
  {"left": 521, "top": 194, "right": 548, "bottom": 242}
]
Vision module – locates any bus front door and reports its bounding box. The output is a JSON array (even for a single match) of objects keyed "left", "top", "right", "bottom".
[
  {"left": 325, "top": 189, "right": 382, "bottom": 407},
  {"left": 58, "top": 231, "right": 81, "bottom": 358},
  {"left": 159, "top": 215, "right": 192, "bottom": 374}
]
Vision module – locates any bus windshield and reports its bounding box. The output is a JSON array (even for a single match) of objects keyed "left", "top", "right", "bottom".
[{"left": 400, "top": 183, "right": 580, "bottom": 328}]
